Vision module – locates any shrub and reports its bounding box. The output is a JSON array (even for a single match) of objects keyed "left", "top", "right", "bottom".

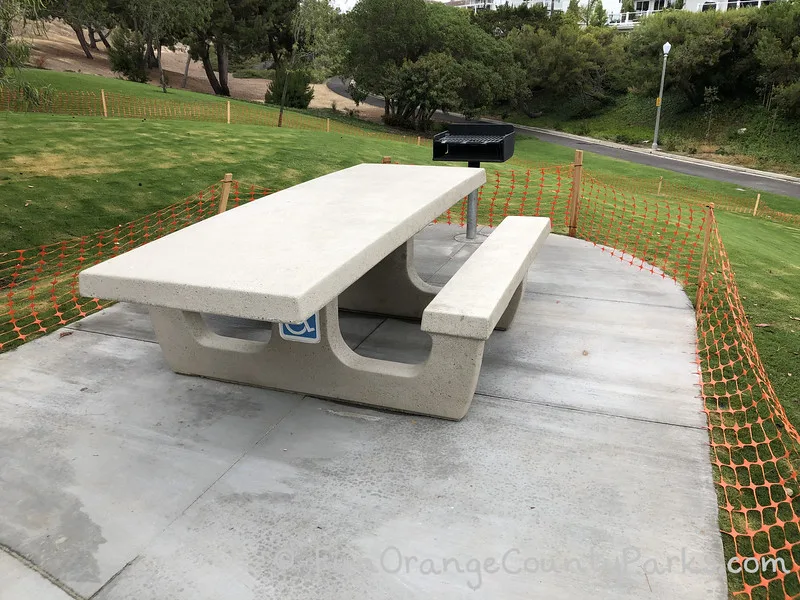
[
  {"left": 109, "top": 28, "right": 147, "bottom": 83},
  {"left": 232, "top": 68, "right": 275, "bottom": 80},
  {"left": 774, "top": 82, "right": 800, "bottom": 119},
  {"left": 265, "top": 68, "right": 314, "bottom": 109}
]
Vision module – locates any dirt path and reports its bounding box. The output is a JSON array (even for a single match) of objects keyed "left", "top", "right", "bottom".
[{"left": 21, "top": 21, "right": 383, "bottom": 119}]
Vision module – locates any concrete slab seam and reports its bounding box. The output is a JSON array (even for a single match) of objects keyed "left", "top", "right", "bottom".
[
  {"left": 63, "top": 323, "right": 159, "bottom": 345},
  {"left": 350, "top": 317, "right": 388, "bottom": 352},
  {"left": 474, "top": 391, "right": 708, "bottom": 431},
  {"left": 86, "top": 555, "right": 140, "bottom": 600},
  {"left": 143, "top": 399, "right": 306, "bottom": 542},
  {"left": 427, "top": 241, "right": 468, "bottom": 280},
  {"left": 0, "top": 542, "right": 85, "bottom": 600}
]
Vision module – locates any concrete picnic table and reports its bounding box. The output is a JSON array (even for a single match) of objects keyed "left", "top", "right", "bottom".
[{"left": 80, "top": 164, "right": 550, "bottom": 419}]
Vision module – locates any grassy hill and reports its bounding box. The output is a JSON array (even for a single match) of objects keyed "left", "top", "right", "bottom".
[{"left": 508, "top": 93, "right": 800, "bottom": 176}]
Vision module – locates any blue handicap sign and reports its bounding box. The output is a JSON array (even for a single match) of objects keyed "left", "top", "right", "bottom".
[{"left": 279, "top": 313, "right": 321, "bottom": 344}]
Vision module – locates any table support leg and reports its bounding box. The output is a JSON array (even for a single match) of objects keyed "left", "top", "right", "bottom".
[
  {"left": 338, "top": 239, "right": 438, "bottom": 319},
  {"left": 148, "top": 298, "right": 485, "bottom": 420}
]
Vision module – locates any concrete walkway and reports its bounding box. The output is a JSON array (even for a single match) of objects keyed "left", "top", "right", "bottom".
[{"left": 0, "top": 225, "right": 727, "bottom": 599}]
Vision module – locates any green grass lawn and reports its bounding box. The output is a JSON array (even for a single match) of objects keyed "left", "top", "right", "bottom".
[
  {"left": 16, "top": 69, "right": 800, "bottom": 215},
  {"left": 3, "top": 111, "right": 797, "bottom": 250},
  {"left": 21, "top": 68, "right": 238, "bottom": 104},
  {"left": 0, "top": 112, "right": 557, "bottom": 249},
  {"left": 1, "top": 81, "right": 798, "bottom": 427},
  {"left": 715, "top": 212, "right": 800, "bottom": 424}
]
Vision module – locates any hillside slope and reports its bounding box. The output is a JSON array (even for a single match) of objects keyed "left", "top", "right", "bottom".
[{"left": 509, "top": 94, "right": 800, "bottom": 176}]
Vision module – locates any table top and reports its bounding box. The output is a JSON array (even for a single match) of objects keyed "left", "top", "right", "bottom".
[{"left": 80, "top": 164, "right": 486, "bottom": 323}]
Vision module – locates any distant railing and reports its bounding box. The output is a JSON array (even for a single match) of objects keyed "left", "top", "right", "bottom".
[{"left": 607, "top": 9, "right": 662, "bottom": 25}]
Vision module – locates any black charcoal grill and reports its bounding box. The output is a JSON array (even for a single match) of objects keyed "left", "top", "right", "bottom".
[
  {"left": 432, "top": 123, "right": 516, "bottom": 239},
  {"left": 432, "top": 124, "right": 515, "bottom": 165}
]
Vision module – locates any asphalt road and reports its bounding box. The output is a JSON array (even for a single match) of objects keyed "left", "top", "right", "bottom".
[{"left": 327, "top": 78, "right": 800, "bottom": 199}]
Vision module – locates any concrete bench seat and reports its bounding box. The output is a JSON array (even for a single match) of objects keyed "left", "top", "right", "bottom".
[
  {"left": 422, "top": 216, "right": 551, "bottom": 340},
  {"left": 80, "top": 165, "right": 550, "bottom": 420}
]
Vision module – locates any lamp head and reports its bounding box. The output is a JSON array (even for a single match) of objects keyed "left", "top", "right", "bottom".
[{"left": 663, "top": 41, "right": 672, "bottom": 56}]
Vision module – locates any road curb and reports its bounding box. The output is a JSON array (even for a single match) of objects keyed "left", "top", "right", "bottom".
[{"left": 499, "top": 122, "right": 800, "bottom": 186}]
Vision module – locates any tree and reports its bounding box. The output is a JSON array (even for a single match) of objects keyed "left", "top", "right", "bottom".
[
  {"left": 702, "top": 85, "right": 719, "bottom": 139},
  {"left": 590, "top": 0, "right": 607, "bottom": 27},
  {"left": 385, "top": 52, "right": 461, "bottom": 128},
  {"left": 291, "top": 0, "right": 343, "bottom": 82},
  {"left": 626, "top": 10, "right": 759, "bottom": 106},
  {"left": 753, "top": 2, "right": 800, "bottom": 107},
  {"left": 773, "top": 81, "right": 800, "bottom": 119},
  {"left": 343, "top": 0, "right": 431, "bottom": 119},
  {"left": 578, "top": 0, "right": 606, "bottom": 26},
  {"left": 621, "top": 0, "right": 634, "bottom": 13},
  {"left": 108, "top": 27, "right": 147, "bottom": 82},
  {"left": 110, "top": 0, "right": 212, "bottom": 92},
  {"left": 187, "top": 0, "right": 298, "bottom": 97},
  {"left": 470, "top": 5, "right": 561, "bottom": 38},
  {"left": 1, "top": 0, "right": 46, "bottom": 100},
  {"left": 565, "top": 0, "right": 581, "bottom": 22},
  {"left": 40, "top": 0, "right": 111, "bottom": 59},
  {"left": 344, "top": 0, "right": 525, "bottom": 127},
  {"left": 265, "top": 67, "right": 313, "bottom": 108},
  {"left": 508, "top": 22, "right": 625, "bottom": 115}
]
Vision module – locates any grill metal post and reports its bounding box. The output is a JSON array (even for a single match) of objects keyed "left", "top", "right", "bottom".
[
  {"left": 466, "top": 160, "right": 480, "bottom": 240},
  {"left": 431, "top": 124, "right": 515, "bottom": 242}
]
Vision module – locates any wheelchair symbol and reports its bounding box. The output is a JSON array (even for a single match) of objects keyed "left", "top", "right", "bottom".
[{"left": 279, "top": 313, "right": 321, "bottom": 344}]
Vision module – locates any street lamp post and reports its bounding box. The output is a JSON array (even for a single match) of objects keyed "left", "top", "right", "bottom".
[{"left": 651, "top": 41, "right": 671, "bottom": 151}]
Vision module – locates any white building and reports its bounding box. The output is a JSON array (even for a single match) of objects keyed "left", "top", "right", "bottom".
[
  {"left": 443, "top": 0, "right": 567, "bottom": 12},
  {"left": 607, "top": 0, "right": 775, "bottom": 29},
  {"left": 444, "top": 0, "right": 776, "bottom": 28}
]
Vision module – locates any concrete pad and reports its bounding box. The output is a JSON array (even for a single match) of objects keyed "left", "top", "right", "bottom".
[
  {"left": 92, "top": 397, "right": 723, "bottom": 600},
  {"left": 430, "top": 235, "right": 691, "bottom": 310},
  {"left": 412, "top": 239, "right": 461, "bottom": 279},
  {"left": 479, "top": 292, "right": 703, "bottom": 427},
  {"left": 0, "top": 224, "right": 726, "bottom": 599},
  {"left": 0, "top": 552, "right": 74, "bottom": 600},
  {"left": 0, "top": 331, "right": 301, "bottom": 597}
]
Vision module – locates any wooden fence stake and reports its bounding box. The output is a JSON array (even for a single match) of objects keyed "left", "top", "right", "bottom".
[
  {"left": 753, "top": 193, "right": 761, "bottom": 217},
  {"left": 218, "top": 173, "right": 233, "bottom": 214},
  {"left": 657, "top": 176, "right": 663, "bottom": 196},
  {"left": 568, "top": 149, "right": 583, "bottom": 238},
  {"left": 226, "top": 100, "right": 231, "bottom": 125},
  {"left": 326, "top": 118, "right": 330, "bottom": 133},
  {"left": 101, "top": 89, "right": 108, "bottom": 118},
  {"left": 417, "top": 136, "right": 421, "bottom": 146},
  {"left": 695, "top": 203, "right": 715, "bottom": 310}
]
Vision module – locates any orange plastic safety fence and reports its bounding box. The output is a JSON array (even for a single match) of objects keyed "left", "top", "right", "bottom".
[
  {"left": 577, "top": 171, "right": 706, "bottom": 286},
  {"left": 431, "top": 166, "right": 569, "bottom": 230},
  {"left": 0, "top": 87, "right": 430, "bottom": 149},
  {"left": 697, "top": 212, "right": 800, "bottom": 600},
  {"left": 1, "top": 88, "right": 102, "bottom": 115},
  {"left": 588, "top": 171, "right": 800, "bottom": 226},
  {"left": 0, "top": 180, "right": 272, "bottom": 352}
]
